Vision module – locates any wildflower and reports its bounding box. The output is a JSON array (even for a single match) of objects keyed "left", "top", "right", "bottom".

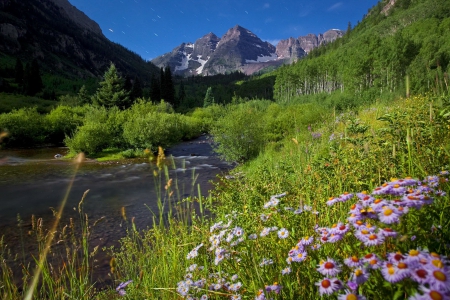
[
  {"left": 317, "top": 258, "right": 341, "bottom": 276},
  {"left": 116, "top": 280, "right": 133, "bottom": 296},
  {"left": 294, "top": 208, "right": 303, "bottom": 214},
  {"left": 260, "top": 214, "right": 269, "bottom": 222},
  {"left": 270, "top": 226, "right": 278, "bottom": 232},
  {"left": 328, "top": 233, "right": 344, "bottom": 243},
  {"left": 200, "top": 295, "right": 208, "bottom": 300},
  {"left": 291, "top": 251, "right": 308, "bottom": 263},
  {"left": 363, "top": 253, "right": 382, "bottom": 269},
  {"left": 372, "top": 183, "right": 392, "bottom": 195},
  {"left": 278, "top": 228, "right": 289, "bottom": 239},
  {"left": 381, "top": 262, "right": 407, "bottom": 283},
  {"left": 315, "top": 278, "right": 340, "bottom": 296},
  {"left": 409, "top": 286, "right": 448, "bottom": 300},
  {"left": 229, "top": 282, "right": 242, "bottom": 292},
  {"left": 263, "top": 197, "right": 279, "bottom": 209},
  {"left": 347, "top": 281, "right": 358, "bottom": 291},
  {"left": 176, "top": 281, "right": 190, "bottom": 296},
  {"left": 299, "top": 236, "right": 314, "bottom": 246},
  {"left": 380, "top": 227, "right": 398, "bottom": 238},
  {"left": 260, "top": 227, "right": 271, "bottom": 237},
  {"left": 344, "top": 256, "right": 363, "bottom": 268},
  {"left": 231, "top": 274, "right": 239, "bottom": 281},
  {"left": 255, "top": 289, "right": 266, "bottom": 300},
  {"left": 260, "top": 258, "right": 273, "bottom": 267},
  {"left": 387, "top": 184, "right": 407, "bottom": 196},
  {"left": 330, "top": 223, "right": 350, "bottom": 235},
  {"left": 426, "top": 268, "right": 450, "bottom": 292},
  {"left": 282, "top": 267, "right": 291, "bottom": 275},
  {"left": 410, "top": 267, "right": 430, "bottom": 285},
  {"left": 351, "top": 267, "right": 369, "bottom": 285},
  {"left": 304, "top": 205, "right": 312, "bottom": 211},
  {"left": 378, "top": 205, "right": 400, "bottom": 224},
  {"left": 327, "top": 196, "right": 339, "bottom": 206},
  {"left": 233, "top": 227, "right": 244, "bottom": 237},
  {"left": 337, "top": 292, "right": 367, "bottom": 300},
  {"left": 339, "top": 192, "right": 354, "bottom": 202},
  {"left": 210, "top": 222, "right": 223, "bottom": 232},
  {"left": 265, "top": 282, "right": 282, "bottom": 294},
  {"left": 230, "top": 295, "right": 241, "bottom": 300},
  {"left": 187, "top": 264, "right": 197, "bottom": 272},
  {"left": 363, "top": 232, "right": 385, "bottom": 247},
  {"left": 248, "top": 233, "right": 257, "bottom": 240}
]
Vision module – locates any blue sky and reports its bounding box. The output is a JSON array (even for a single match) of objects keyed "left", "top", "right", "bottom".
[{"left": 69, "top": 0, "right": 380, "bottom": 61}]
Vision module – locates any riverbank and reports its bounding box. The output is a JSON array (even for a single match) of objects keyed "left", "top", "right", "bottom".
[{"left": 0, "top": 134, "right": 233, "bottom": 292}]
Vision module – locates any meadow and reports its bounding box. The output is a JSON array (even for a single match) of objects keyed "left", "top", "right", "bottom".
[{"left": 1, "top": 91, "right": 449, "bottom": 299}]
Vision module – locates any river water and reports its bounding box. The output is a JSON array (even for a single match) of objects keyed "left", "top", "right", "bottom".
[{"left": 0, "top": 135, "right": 232, "bottom": 288}]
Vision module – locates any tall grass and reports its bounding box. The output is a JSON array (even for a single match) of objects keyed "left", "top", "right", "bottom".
[{"left": 0, "top": 93, "right": 449, "bottom": 299}]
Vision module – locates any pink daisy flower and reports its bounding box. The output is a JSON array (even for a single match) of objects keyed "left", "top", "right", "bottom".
[{"left": 317, "top": 258, "right": 341, "bottom": 277}]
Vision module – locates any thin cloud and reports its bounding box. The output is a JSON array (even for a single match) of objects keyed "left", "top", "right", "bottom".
[
  {"left": 264, "top": 17, "right": 273, "bottom": 24},
  {"left": 327, "top": 2, "right": 343, "bottom": 11},
  {"left": 263, "top": 3, "right": 270, "bottom": 9}
]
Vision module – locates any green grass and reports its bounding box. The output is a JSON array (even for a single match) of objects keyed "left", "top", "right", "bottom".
[
  {"left": 0, "top": 93, "right": 57, "bottom": 114},
  {"left": 1, "top": 93, "right": 449, "bottom": 299}
]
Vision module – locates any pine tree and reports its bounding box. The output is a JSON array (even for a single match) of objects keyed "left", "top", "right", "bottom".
[
  {"left": 164, "top": 66, "right": 175, "bottom": 106},
  {"left": 203, "top": 87, "right": 215, "bottom": 107},
  {"left": 91, "top": 62, "right": 130, "bottom": 109},
  {"left": 78, "top": 85, "right": 90, "bottom": 104},
  {"left": 124, "top": 75, "right": 132, "bottom": 93},
  {"left": 130, "top": 76, "right": 143, "bottom": 101},
  {"left": 150, "top": 74, "right": 161, "bottom": 101},
  {"left": 14, "top": 57, "right": 24, "bottom": 86},
  {"left": 177, "top": 79, "right": 187, "bottom": 107},
  {"left": 160, "top": 67, "right": 166, "bottom": 101}
]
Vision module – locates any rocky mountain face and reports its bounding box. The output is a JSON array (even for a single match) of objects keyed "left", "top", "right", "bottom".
[
  {"left": 0, "top": 0, "right": 158, "bottom": 81},
  {"left": 152, "top": 26, "right": 345, "bottom": 76}
]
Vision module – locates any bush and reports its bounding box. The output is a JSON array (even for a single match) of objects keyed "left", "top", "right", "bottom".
[
  {"left": 211, "top": 103, "right": 267, "bottom": 162},
  {"left": 45, "top": 105, "right": 88, "bottom": 144},
  {"left": 0, "top": 107, "right": 47, "bottom": 147},
  {"left": 122, "top": 112, "right": 185, "bottom": 151},
  {"left": 65, "top": 106, "right": 114, "bottom": 155}
]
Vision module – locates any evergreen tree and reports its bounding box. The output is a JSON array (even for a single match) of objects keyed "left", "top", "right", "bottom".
[
  {"left": 150, "top": 74, "right": 161, "bottom": 101},
  {"left": 203, "top": 87, "right": 215, "bottom": 107},
  {"left": 160, "top": 67, "right": 167, "bottom": 101},
  {"left": 177, "top": 79, "right": 187, "bottom": 107},
  {"left": 14, "top": 57, "right": 24, "bottom": 86},
  {"left": 91, "top": 63, "right": 130, "bottom": 109},
  {"left": 124, "top": 75, "right": 132, "bottom": 93},
  {"left": 78, "top": 85, "right": 90, "bottom": 104},
  {"left": 164, "top": 66, "right": 175, "bottom": 106},
  {"left": 130, "top": 76, "right": 143, "bottom": 100}
]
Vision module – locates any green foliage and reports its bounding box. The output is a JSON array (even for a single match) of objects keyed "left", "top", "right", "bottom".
[
  {"left": 44, "top": 105, "right": 88, "bottom": 144},
  {"left": 0, "top": 107, "right": 47, "bottom": 147},
  {"left": 203, "top": 86, "right": 214, "bottom": 107},
  {"left": 64, "top": 106, "right": 117, "bottom": 154},
  {"left": 210, "top": 101, "right": 270, "bottom": 162},
  {"left": 91, "top": 63, "right": 131, "bottom": 109}
]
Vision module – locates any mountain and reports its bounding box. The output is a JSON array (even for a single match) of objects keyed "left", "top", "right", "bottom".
[
  {"left": 151, "top": 26, "right": 345, "bottom": 76},
  {"left": 0, "top": 0, "right": 159, "bottom": 88}
]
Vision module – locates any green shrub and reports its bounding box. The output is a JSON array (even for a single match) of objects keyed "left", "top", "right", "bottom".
[
  {"left": 45, "top": 105, "right": 88, "bottom": 144},
  {"left": 0, "top": 107, "right": 48, "bottom": 147},
  {"left": 122, "top": 112, "right": 185, "bottom": 151},
  {"left": 211, "top": 104, "right": 267, "bottom": 162}
]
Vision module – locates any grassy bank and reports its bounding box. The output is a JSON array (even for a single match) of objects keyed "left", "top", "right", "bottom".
[{"left": 1, "top": 93, "right": 449, "bottom": 299}]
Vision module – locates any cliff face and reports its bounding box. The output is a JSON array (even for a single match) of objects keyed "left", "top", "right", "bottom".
[{"left": 0, "top": 0, "right": 158, "bottom": 80}]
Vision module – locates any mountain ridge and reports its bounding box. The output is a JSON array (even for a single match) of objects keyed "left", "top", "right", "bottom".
[{"left": 152, "top": 25, "right": 345, "bottom": 76}]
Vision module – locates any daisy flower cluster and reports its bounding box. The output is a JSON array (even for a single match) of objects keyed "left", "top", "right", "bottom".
[
  {"left": 176, "top": 171, "right": 449, "bottom": 299},
  {"left": 282, "top": 171, "right": 450, "bottom": 299}
]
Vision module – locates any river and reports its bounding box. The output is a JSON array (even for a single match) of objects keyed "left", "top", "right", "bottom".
[{"left": 0, "top": 134, "right": 233, "bottom": 288}]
